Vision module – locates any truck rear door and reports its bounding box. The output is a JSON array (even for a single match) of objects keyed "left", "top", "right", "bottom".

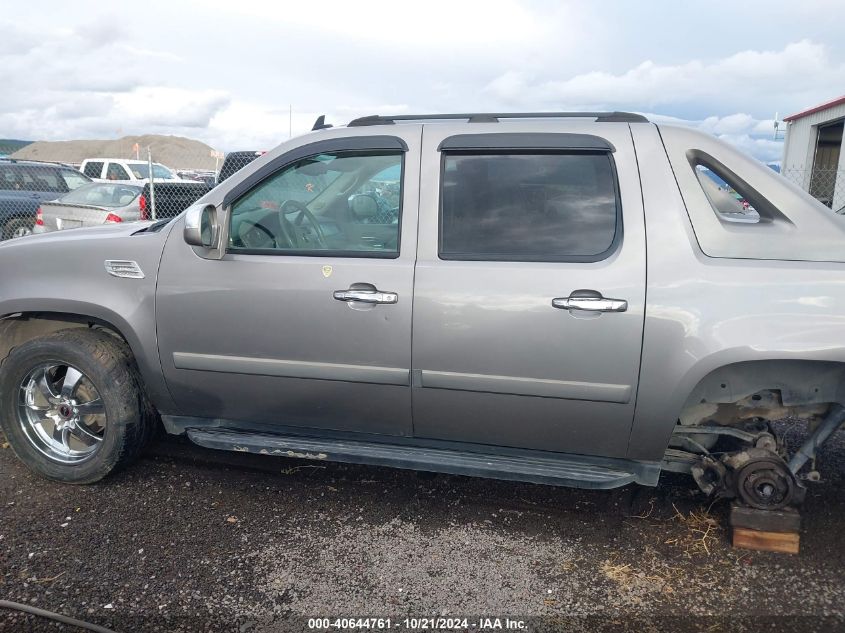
[{"left": 411, "top": 122, "right": 646, "bottom": 458}]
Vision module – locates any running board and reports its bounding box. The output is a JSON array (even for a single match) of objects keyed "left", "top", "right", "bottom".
[{"left": 186, "top": 428, "right": 658, "bottom": 489}]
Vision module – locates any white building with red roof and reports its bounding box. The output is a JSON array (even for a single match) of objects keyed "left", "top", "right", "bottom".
[{"left": 782, "top": 95, "right": 845, "bottom": 212}]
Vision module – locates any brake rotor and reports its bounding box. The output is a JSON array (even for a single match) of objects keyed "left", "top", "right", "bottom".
[{"left": 735, "top": 458, "right": 796, "bottom": 510}]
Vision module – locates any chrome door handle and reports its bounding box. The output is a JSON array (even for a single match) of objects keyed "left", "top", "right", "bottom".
[
  {"left": 333, "top": 287, "right": 398, "bottom": 304},
  {"left": 552, "top": 294, "right": 628, "bottom": 312}
]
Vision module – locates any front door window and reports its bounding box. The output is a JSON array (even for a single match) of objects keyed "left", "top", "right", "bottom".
[{"left": 229, "top": 151, "right": 403, "bottom": 256}]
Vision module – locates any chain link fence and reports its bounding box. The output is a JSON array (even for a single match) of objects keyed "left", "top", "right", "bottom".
[
  {"left": 0, "top": 147, "right": 264, "bottom": 241},
  {"left": 781, "top": 167, "right": 845, "bottom": 214}
]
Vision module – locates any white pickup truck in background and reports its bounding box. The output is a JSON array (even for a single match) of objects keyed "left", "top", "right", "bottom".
[{"left": 80, "top": 158, "right": 192, "bottom": 183}]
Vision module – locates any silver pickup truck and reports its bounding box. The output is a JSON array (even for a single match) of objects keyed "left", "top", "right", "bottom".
[{"left": 1, "top": 112, "right": 843, "bottom": 514}]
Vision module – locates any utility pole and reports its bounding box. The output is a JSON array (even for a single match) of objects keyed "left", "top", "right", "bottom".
[{"left": 147, "top": 147, "right": 156, "bottom": 220}]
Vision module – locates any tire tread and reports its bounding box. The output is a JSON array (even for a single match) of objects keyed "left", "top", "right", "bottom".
[{"left": 0, "top": 327, "right": 155, "bottom": 483}]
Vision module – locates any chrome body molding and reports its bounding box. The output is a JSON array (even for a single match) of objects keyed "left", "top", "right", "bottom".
[
  {"left": 419, "top": 370, "right": 632, "bottom": 403},
  {"left": 172, "top": 352, "right": 410, "bottom": 386}
]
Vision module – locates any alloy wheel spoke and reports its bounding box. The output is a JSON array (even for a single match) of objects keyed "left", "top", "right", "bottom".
[
  {"left": 76, "top": 398, "right": 104, "bottom": 416},
  {"left": 29, "top": 411, "right": 55, "bottom": 428},
  {"left": 23, "top": 391, "right": 51, "bottom": 412},
  {"left": 36, "top": 370, "right": 61, "bottom": 404},
  {"left": 19, "top": 362, "right": 105, "bottom": 463},
  {"left": 71, "top": 420, "right": 103, "bottom": 445},
  {"left": 52, "top": 423, "right": 71, "bottom": 452},
  {"left": 60, "top": 367, "right": 84, "bottom": 399}
]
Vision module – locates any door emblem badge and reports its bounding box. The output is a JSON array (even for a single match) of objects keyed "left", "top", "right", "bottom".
[{"left": 321, "top": 265, "right": 333, "bottom": 278}]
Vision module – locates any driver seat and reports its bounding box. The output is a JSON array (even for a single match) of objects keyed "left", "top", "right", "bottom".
[{"left": 349, "top": 194, "right": 379, "bottom": 224}]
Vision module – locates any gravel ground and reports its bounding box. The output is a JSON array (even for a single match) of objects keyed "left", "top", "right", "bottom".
[{"left": 1, "top": 424, "right": 844, "bottom": 633}]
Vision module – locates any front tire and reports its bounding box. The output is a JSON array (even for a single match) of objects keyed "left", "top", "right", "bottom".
[{"left": 0, "top": 328, "right": 153, "bottom": 484}]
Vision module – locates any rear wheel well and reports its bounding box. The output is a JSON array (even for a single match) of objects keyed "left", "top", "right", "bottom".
[
  {"left": 679, "top": 359, "right": 845, "bottom": 428},
  {"left": 669, "top": 360, "right": 845, "bottom": 508}
]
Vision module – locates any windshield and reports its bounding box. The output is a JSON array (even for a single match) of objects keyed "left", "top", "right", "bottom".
[
  {"left": 127, "top": 163, "right": 174, "bottom": 180},
  {"left": 59, "top": 183, "right": 142, "bottom": 208}
]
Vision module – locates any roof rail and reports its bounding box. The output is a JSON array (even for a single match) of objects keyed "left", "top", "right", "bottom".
[
  {"left": 0, "top": 157, "right": 75, "bottom": 168},
  {"left": 347, "top": 111, "right": 648, "bottom": 127}
]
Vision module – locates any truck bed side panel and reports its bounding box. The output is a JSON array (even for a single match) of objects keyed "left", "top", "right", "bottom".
[{"left": 628, "top": 123, "right": 845, "bottom": 461}]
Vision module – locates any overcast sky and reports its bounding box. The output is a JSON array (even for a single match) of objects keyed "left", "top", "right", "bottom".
[{"left": 2, "top": 0, "right": 844, "bottom": 162}]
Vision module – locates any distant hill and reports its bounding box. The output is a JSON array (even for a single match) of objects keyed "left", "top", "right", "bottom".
[
  {"left": 0, "top": 139, "right": 33, "bottom": 156},
  {"left": 10, "top": 134, "right": 220, "bottom": 170}
]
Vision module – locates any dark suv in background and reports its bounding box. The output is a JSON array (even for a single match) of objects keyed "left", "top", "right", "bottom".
[
  {"left": 0, "top": 159, "right": 90, "bottom": 239},
  {"left": 216, "top": 150, "right": 264, "bottom": 185}
]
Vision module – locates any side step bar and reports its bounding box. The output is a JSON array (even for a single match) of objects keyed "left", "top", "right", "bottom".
[{"left": 186, "top": 428, "right": 659, "bottom": 489}]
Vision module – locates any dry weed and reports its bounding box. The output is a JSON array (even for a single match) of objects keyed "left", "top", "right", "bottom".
[
  {"left": 600, "top": 551, "right": 678, "bottom": 596},
  {"left": 665, "top": 503, "right": 723, "bottom": 556}
]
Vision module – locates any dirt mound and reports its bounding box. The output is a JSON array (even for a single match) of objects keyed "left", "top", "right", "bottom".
[{"left": 11, "top": 134, "right": 220, "bottom": 170}]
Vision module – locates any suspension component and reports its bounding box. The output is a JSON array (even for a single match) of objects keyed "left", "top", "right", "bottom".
[
  {"left": 787, "top": 404, "right": 845, "bottom": 474},
  {"left": 691, "top": 457, "right": 726, "bottom": 496},
  {"left": 723, "top": 448, "right": 805, "bottom": 510}
]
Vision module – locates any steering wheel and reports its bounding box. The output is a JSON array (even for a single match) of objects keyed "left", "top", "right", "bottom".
[{"left": 279, "top": 200, "right": 327, "bottom": 248}]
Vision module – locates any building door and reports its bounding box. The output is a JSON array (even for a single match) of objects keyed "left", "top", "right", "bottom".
[{"left": 810, "top": 120, "right": 843, "bottom": 208}]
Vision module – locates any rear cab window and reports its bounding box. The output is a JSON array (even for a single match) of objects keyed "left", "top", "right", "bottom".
[
  {"left": 83, "top": 162, "right": 103, "bottom": 178},
  {"left": 694, "top": 164, "right": 760, "bottom": 224}
]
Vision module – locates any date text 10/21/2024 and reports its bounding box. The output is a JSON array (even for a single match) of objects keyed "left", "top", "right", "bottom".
[{"left": 307, "top": 617, "right": 528, "bottom": 630}]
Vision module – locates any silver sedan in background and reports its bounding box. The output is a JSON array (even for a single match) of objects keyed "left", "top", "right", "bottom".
[{"left": 34, "top": 182, "right": 146, "bottom": 233}]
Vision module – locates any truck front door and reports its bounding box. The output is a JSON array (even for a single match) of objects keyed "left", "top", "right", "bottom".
[{"left": 156, "top": 130, "right": 420, "bottom": 437}]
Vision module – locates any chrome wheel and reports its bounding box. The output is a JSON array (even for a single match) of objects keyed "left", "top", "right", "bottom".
[
  {"left": 18, "top": 363, "right": 106, "bottom": 464},
  {"left": 12, "top": 225, "right": 32, "bottom": 238}
]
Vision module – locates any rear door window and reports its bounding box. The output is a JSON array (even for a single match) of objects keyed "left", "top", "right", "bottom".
[
  {"left": 439, "top": 152, "right": 620, "bottom": 262},
  {"left": 18, "top": 166, "right": 65, "bottom": 192},
  {"left": 0, "top": 166, "right": 23, "bottom": 190}
]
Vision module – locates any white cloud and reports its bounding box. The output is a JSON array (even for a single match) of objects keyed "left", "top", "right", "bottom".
[
  {"left": 2, "top": 5, "right": 843, "bottom": 166},
  {"left": 196, "top": 0, "right": 552, "bottom": 48},
  {"left": 647, "top": 112, "right": 783, "bottom": 164},
  {"left": 113, "top": 87, "right": 230, "bottom": 129},
  {"left": 715, "top": 134, "right": 784, "bottom": 164},
  {"left": 700, "top": 114, "right": 757, "bottom": 136},
  {"left": 483, "top": 40, "right": 845, "bottom": 115}
]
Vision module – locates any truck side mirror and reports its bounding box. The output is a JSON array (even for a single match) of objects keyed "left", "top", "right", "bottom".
[{"left": 184, "top": 204, "right": 220, "bottom": 248}]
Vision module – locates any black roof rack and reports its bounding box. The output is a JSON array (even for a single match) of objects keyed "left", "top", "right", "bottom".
[
  {"left": 347, "top": 111, "right": 648, "bottom": 127},
  {"left": 311, "top": 115, "right": 333, "bottom": 131}
]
